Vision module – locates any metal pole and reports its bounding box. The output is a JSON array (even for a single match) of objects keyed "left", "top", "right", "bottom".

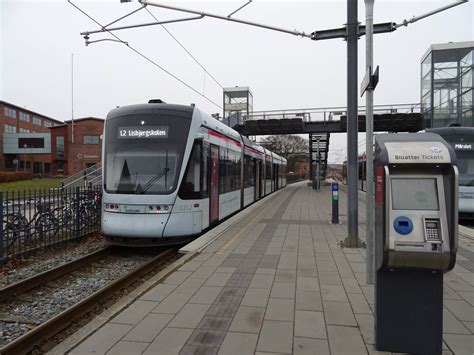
[
  {"left": 365, "top": 0, "right": 375, "bottom": 284},
  {"left": 316, "top": 137, "right": 320, "bottom": 190},
  {"left": 71, "top": 53, "right": 75, "bottom": 144},
  {"left": 345, "top": 0, "right": 360, "bottom": 247}
]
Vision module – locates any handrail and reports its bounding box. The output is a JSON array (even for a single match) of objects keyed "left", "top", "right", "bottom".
[{"left": 243, "top": 103, "right": 421, "bottom": 123}]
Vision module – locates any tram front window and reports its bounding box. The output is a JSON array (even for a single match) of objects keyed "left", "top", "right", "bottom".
[
  {"left": 457, "top": 151, "right": 474, "bottom": 186},
  {"left": 104, "top": 113, "right": 191, "bottom": 194}
]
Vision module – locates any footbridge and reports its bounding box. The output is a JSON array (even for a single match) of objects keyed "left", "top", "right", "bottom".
[{"left": 232, "top": 103, "right": 422, "bottom": 182}]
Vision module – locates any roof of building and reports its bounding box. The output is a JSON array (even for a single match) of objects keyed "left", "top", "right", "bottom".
[
  {"left": 421, "top": 41, "right": 474, "bottom": 62},
  {"left": 63, "top": 117, "right": 104, "bottom": 123},
  {"left": 0, "top": 100, "right": 64, "bottom": 124}
]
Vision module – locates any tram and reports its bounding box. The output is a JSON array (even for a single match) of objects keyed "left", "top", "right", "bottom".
[
  {"left": 101, "top": 100, "right": 287, "bottom": 245},
  {"left": 427, "top": 126, "right": 474, "bottom": 219}
]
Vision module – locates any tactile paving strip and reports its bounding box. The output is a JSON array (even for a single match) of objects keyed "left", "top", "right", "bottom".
[{"left": 180, "top": 193, "right": 294, "bottom": 354}]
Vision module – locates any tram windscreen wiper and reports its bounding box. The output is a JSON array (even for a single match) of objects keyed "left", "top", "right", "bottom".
[{"left": 135, "top": 167, "right": 170, "bottom": 194}]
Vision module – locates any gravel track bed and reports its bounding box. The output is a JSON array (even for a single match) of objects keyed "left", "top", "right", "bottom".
[
  {"left": 0, "top": 233, "right": 107, "bottom": 287},
  {"left": 0, "top": 252, "right": 154, "bottom": 347}
]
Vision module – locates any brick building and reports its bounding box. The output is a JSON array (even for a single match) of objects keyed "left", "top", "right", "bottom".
[
  {"left": 50, "top": 118, "right": 104, "bottom": 176},
  {"left": 0, "top": 100, "right": 63, "bottom": 174},
  {"left": 1, "top": 100, "right": 104, "bottom": 177}
]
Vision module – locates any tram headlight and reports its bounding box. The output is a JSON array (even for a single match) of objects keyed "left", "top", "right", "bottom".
[{"left": 147, "top": 205, "right": 172, "bottom": 214}]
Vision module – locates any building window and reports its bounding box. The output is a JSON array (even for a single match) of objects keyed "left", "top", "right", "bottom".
[
  {"left": 19, "top": 112, "right": 30, "bottom": 122},
  {"left": 18, "top": 137, "right": 45, "bottom": 149},
  {"left": 19, "top": 128, "right": 30, "bottom": 133},
  {"left": 44, "top": 163, "right": 51, "bottom": 175},
  {"left": 83, "top": 135, "right": 100, "bottom": 144},
  {"left": 4, "top": 107, "right": 16, "bottom": 118},
  {"left": 44, "top": 121, "right": 53, "bottom": 127},
  {"left": 32, "top": 116, "right": 42, "bottom": 125},
  {"left": 33, "top": 162, "right": 42, "bottom": 174},
  {"left": 57, "top": 136, "right": 65, "bottom": 159},
  {"left": 4, "top": 124, "right": 17, "bottom": 133}
]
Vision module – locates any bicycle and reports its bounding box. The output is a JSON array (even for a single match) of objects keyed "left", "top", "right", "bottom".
[{"left": 3, "top": 199, "right": 60, "bottom": 249}]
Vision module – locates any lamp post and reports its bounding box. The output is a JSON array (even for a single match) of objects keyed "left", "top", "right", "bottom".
[{"left": 23, "top": 144, "right": 27, "bottom": 172}]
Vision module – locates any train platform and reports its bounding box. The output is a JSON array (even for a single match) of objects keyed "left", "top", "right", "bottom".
[{"left": 52, "top": 181, "right": 473, "bottom": 355}]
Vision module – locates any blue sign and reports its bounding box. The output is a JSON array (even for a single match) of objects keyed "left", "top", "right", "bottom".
[{"left": 332, "top": 182, "right": 339, "bottom": 192}]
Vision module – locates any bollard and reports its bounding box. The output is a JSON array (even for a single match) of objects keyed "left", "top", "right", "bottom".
[{"left": 331, "top": 182, "right": 339, "bottom": 224}]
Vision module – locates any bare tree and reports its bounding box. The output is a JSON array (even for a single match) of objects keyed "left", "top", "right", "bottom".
[
  {"left": 260, "top": 135, "right": 308, "bottom": 159},
  {"left": 260, "top": 135, "right": 308, "bottom": 171}
]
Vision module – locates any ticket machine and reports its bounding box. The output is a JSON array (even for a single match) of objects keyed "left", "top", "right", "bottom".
[{"left": 374, "top": 133, "right": 458, "bottom": 355}]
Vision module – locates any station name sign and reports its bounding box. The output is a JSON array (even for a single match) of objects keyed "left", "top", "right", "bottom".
[
  {"left": 386, "top": 142, "right": 451, "bottom": 164},
  {"left": 118, "top": 126, "right": 168, "bottom": 139},
  {"left": 454, "top": 142, "right": 473, "bottom": 151}
]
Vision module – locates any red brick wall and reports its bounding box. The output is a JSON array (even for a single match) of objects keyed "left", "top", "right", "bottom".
[{"left": 66, "top": 119, "right": 104, "bottom": 176}]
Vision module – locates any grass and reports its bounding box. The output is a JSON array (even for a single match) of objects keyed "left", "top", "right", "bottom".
[{"left": 0, "top": 178, "right": 64, "bottom": 196}]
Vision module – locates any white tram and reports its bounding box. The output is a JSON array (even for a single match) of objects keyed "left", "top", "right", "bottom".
[{"left": 102, "top": 101, "right": 287, "bottom": 245}]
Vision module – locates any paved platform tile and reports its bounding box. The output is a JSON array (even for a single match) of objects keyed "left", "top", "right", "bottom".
[
  {"left": 188, "top": 286, "right": 223, "bottom": 305},
  {"left": 294, "top": 310, "right": 327, "bottom": 339},
  {"left": 271, "top": 282, "right": 296, "bottom": 299},
  {"left": 143, "top": 327, "right": 193, "bottom": 355},
  {"left": 168, "top": 303, "right": 210, "bottom": 329},
  {"left": 321, "top": 284, "right": 349, "bottom": 302},
  {"left": 323, "top": 301, "right": 357, "bottom": 326},
  {"left": 229, "top": 306, "right": 265, "bottom": 333},
  {"left": 163, "top": 271, "right": 192, "bottom": 285},
  {"left": 256, "top": 320, "right": 293, "bottom": 354},
  {"left": 265, "top": 298, "right": 294, "bottom": 321},
  {"left": 106, "top": 340, "right": 149, "bottom": 355},
  {"left": 151, "top": 292, "right": 193, "bottom": 314},
  {"left": 111, "top": 300, "right": 159, "bottom": 325},
  {"left": 71, "top": 323, "right": 133, "bottom": 355},
  {"left": 327, "top": 325, "right": 367, "bottom": 355},
  {"left": 443, "top": 333, "right": 474, "bottom": 355},
  {"left": 218, "top": 332, "right": 258, "bottom": 355},
  {"left": 295, "top": 290, "right": 323, "bottom": 312},
  {"left": 294, "top": 337, "right": 330, "bottom": 355},
  {"left": 140, "top": 283, "right": 177, "bottom": 302},
  {"left": 123, "top": 313, "right": 173, "bottom": 343},
  {"left": 249, "top": 273, "right": 275, "bottom": 289},
  {"left": 240, "top": 287, "right": 270, "bottom": 308}
]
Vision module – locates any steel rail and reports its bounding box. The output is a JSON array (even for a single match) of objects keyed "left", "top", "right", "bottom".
[
  {"left": 0, "top": 248, "right": 176, "bottom": 355},
  {"left": 0, "top": 246, "right": 112, "bottom": 302}
]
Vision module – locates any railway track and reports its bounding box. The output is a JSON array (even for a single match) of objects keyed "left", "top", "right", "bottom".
[{"left": 0, "top": 245, "right": 177, "bottom": 355}]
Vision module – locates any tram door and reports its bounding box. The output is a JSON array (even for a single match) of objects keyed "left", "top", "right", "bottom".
[
  {"left": 255, "top": 159, "right": 260, "bottom": 200},
  {"left": 259, "top": 161, "right": 264, "bottom": 198},
  {"left": 210, "top": 145, "right": 219, "bottom": 224}
]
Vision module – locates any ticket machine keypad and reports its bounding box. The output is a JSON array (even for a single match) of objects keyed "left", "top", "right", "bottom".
[{"left": 425, "top": 219, "right": 440, "bottom": 241}]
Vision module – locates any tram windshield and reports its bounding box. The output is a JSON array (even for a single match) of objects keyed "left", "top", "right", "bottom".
[
  {"left": 456, "top": 150, "right": 474, "bottom": 186},
  {"left": 104, "top": 113, "right": 191, "bottom": 194}
]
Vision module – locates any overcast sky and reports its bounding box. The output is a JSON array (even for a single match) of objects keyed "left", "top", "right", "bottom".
[{"left": 1, "top": 0, "right": 472, "bottom": 162}]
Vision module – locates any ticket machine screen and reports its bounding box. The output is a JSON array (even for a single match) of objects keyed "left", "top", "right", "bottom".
[{"left": 391, "top": 178, "right": 439, "bottom": 211}]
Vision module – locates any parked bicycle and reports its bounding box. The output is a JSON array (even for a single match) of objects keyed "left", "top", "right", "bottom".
[{"left": 3, "top": 199, "right": 60, "bottom": 249}]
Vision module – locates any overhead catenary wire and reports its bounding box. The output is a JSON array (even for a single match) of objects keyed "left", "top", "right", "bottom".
[
  {"left": 144, "top": 6, "right": 225, "bottom": 90},
  {"left": 68, "top": 0, "right": 223, "bottom": 110}
]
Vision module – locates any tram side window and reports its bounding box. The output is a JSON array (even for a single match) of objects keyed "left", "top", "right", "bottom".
[
  {"left": 265, "top": 161, "right": 272, "bottom": 180},
  {"left": 244, "top": 155, "right": 255, "bottom": 188},
  {"left": 179, "top": 142, "right": 201, "bottom": 199},
  {"left": 201, "top": 142, "right": 209, "bottom": 196},
  {"left": 230, "top": 150, "right": 241, "bottom": 191},
  {"left": 219, "top": 147, "right": 229, "bottom": 193},
  {"left": 220, "top": 148, "right": 241, "bottom": 193}
]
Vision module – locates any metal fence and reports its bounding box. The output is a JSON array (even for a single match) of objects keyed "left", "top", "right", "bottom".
[{"left": 0, "top": 186, "right": 102, "bottom": 263}]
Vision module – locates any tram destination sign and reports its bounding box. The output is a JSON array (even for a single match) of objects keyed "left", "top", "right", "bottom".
[{"left": 118, "top": 126, "right": 168, "bottom": 139}]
